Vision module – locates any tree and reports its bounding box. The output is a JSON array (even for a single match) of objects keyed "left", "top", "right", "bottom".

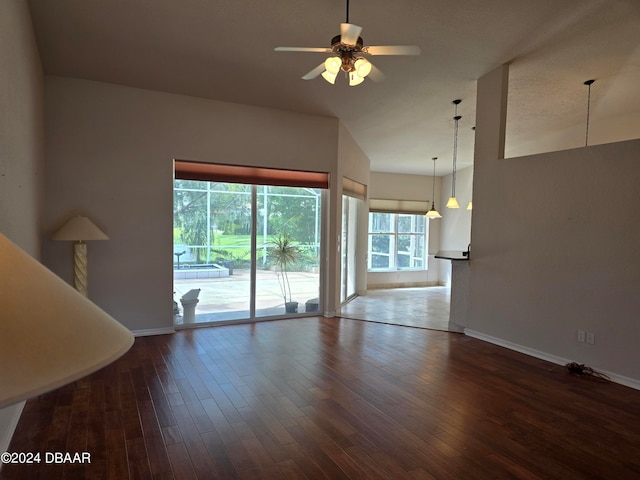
[
  {"left": 261, "top": 187, "right": 320, "bottom": 244},
  {"left": 174, "top": 182, "right": 209, "bottom": 263},
  {"left": 267, "top": 234, "right": 298, "bottom": 306}
]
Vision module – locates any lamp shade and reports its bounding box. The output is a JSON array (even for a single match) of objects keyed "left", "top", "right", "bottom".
[
  {"left": 446, "top": 196, "right": 460, "bottom": 209},
  {"left": 52, "top": 216, "right": 109, "bottom": 241},
  {"left": 426, "top": 205, "right": 442, "bottom": 219},
  {"left": 349, "top": 71, "right": 364, "bottom": 86},
  {"left": 321, "top": 70, "right": 338, "bottom": 84},
  {"left": 0, "top": 233, "right": 133, "bottom": 408},
  {"left": 324, "top": 57, "right": 341, "bottom": 75},
  {"left": 354, "top": 58, "right": 372, "bottom": 78}
]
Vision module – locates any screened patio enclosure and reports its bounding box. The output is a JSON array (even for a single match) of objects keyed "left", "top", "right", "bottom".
[{"left": 173, "top": 161, "right": 326, "bottom": 325}]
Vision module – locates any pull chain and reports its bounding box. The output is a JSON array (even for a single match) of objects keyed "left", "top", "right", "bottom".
[{"left": 584, "top": 79, "right": 595, "bottom": 146}]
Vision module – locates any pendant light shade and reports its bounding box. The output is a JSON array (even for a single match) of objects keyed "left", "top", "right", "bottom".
[
  {"left": 426, "top": 157, "right": 442, "bottom": 219},
  {"left": 426, "top": 205, "right": 443, "bottom": 219},
  {"left": 447, "top": 99, "right": 462, "bottom": 209},
  {"left": 466, "top": 201, "right": 473, "bottom": 210},
  {"left": 446, "top": 196, "right": 460, "bottom": 208}
]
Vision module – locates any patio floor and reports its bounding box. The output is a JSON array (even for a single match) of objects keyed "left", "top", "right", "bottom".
[{"left": 173, "top": 268, "right": 320, "bottom": 324}]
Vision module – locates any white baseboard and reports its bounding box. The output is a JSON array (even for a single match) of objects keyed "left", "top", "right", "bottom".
[
  {"left": 131, "top": 327, "right": 175, "bottom": 337},
  {"left": 464, "top": 329, "right": 640, "bottom": 391},
  {"left": 367, "top": 281, "right": 440, "bottom": 290}
]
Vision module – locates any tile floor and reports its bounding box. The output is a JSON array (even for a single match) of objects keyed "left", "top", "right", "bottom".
[
  {"left": 175, "top": 270, "right": 453, "bottom": 332},
  {"left": 338, "top": 286, "right": 452, "bottom": 331}
]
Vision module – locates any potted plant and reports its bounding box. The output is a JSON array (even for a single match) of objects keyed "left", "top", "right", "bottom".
[{"left": 267, "top": 234, "right": 299, "bottom": 313}]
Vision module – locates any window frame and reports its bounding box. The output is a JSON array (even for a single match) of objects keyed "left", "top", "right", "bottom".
[{"left": 367, "top": 212, "right": 428, "bottom": 272}]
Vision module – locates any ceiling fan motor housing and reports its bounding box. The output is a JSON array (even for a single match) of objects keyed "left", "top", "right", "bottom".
[
  {"left": 331, "top": 35, "right": 364, "bottom": 72},
  {"left": 331, "top": 35, "right": 364, "bottom": 51}
]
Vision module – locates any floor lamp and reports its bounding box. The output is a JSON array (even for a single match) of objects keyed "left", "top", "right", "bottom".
[
  {"left": 0, "top": 233, "right": 133, "bottom": 408},
  {"left": 52, "top": 216, "right": 109, "bottom": 297}
]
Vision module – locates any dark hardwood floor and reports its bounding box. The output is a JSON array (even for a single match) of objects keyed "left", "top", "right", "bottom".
[{"left": 2, "top": 317, "right": 640, "bottom": 479}]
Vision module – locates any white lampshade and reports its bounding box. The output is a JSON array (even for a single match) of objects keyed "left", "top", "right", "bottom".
[
  {"left": 0, "top": 233, "right": 133, "bottom": 408},
  {"left": 322, "top": 70, "right": 338, "bottom": 84},
  {"left": 426, "top": 206, "right": 442, "bottom": 219},
  {"left": 349, "top": 71, "right": 365, "bottom": 86},
  {"left": 446, "top": 196, "right": 460, "bottom": 209},
  {"left": 324, "top": 57, "right": 341, "bottom": 75},
  {"left": 52, "top": 216, "right": 108, "bottom": 241},
  {"left": 354, "top": 58, "right": 372, "bottom": 78},
  {"left": 467, "top": 201, "right": 473, "bottom": 210}
]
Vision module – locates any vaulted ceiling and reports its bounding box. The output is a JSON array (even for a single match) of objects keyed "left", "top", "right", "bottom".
[{"left": 27, "top": 0, "right": 640, "bottom": 175}]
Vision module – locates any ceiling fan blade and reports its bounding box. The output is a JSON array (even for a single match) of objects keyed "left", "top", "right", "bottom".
[
  {"left": 364, "top": 45, "right": 421, "bottom": 56},
  {"left": 340, "top": 23, "right": 363, "bottom": 46},
  {"left": 275, "top": 47, "right": 332, "bottom": 53},
  {"left": 301, "top": 63, "right": 326, "bottom": 80},
  {"left": 368, "top": 64, "right": 385, "bottom": 82}
]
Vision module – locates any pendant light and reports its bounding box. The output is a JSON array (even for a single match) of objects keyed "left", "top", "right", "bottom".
[
  {"left": 446, "top": 99, "right": 462, "bottom": 208},
  {"left": 426, "top": 157, "right": 442, "bottom": 219},
  {"left": 584, "top": 79, "right": 595, "bottom": 146}
]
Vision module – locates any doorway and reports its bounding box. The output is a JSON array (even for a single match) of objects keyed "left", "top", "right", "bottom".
[
  {"left": 341, "top": 194, "right": 360, "bottom": 303},
  {"left": 173, "top": 162, "right": 326, "bottom": 326}
]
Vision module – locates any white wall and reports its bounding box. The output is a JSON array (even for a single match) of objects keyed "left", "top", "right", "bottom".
[
  {"left": 0, "top": 1, "right": 44, "bottom": 251},
  {"left": 469, "top": 65, "right": 640, "bottom": 384},
  {"left": 0, "top": 0, "right": 45, "bottom": 457},
  {"left": 367, "top": 171, "right": 443, "bottom": 288},
  {"left": 42, "top": 77, "right": 342, "bottom": 332}
]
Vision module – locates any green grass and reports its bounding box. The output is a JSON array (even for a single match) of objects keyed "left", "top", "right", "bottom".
[
  {"left": 173, "top": 230, "right": 317, "bottom": 267},
  {"left": 173, "top": 229, "right": 265, "bottom": 247}
]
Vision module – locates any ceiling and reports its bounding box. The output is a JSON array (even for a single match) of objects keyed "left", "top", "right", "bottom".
[{"left": 27, "top": 0, "right": 640, "bottom": 176}]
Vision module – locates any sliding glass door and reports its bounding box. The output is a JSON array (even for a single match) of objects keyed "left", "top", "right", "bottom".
[
  {"left": 174, "top": 175, "right": 323, "bottom": 325},
  {"left": 255, "top": 185, "right": 322, "bottom": 317},
  {"left": 341, "top": 195, "right": 359, "bottom": 303}
]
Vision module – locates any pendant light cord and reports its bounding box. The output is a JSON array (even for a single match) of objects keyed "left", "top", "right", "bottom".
[
  {"left": 346, "top": 0, "right": 349, "bottom": 23},
  {"left": 431, "top": 157, "right": 437, "bottom": 206},
  {"left": 584, "top": 79, "right": 595, "bottom": 147},
  {"left": 453, "top": 116, "right": 459, "bottom": 197},
  {"left": 452, "top": 99, "right": 461, "bottom": 199}
]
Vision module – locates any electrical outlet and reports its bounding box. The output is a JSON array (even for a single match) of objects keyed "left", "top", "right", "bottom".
[
  {"left": 586, "top": 332, "right": 595, "bottom": 345},
  {"left": 578, "top": 330, "right": 586, "bottom": 343}
]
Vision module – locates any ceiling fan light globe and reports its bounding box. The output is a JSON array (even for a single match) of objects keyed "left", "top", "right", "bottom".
[
  {"left": 321, "top": 70, "right": 338, "bottom": 84},
  {"left": 349, "top": 71, "right": 364, "bottom": 86},
  {"left": 324, "top": 57, "right": 341, "bottom": 75},
  {"left": 354, "top": 58, "right": 372, "bottom": 78}
]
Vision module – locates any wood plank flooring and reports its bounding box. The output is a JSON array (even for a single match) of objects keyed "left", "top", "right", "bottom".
[{"left": 2, "top": 317, "right": 640, "bottom": 479}]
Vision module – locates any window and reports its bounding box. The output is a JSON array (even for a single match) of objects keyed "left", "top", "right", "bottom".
[{"left": 368, "top": 212, "right": 427, "bottom": 271}]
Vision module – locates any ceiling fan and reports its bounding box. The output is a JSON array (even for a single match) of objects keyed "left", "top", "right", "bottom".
[{"left": 274, "top": 0, "right": 420, "bottom": 86}]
